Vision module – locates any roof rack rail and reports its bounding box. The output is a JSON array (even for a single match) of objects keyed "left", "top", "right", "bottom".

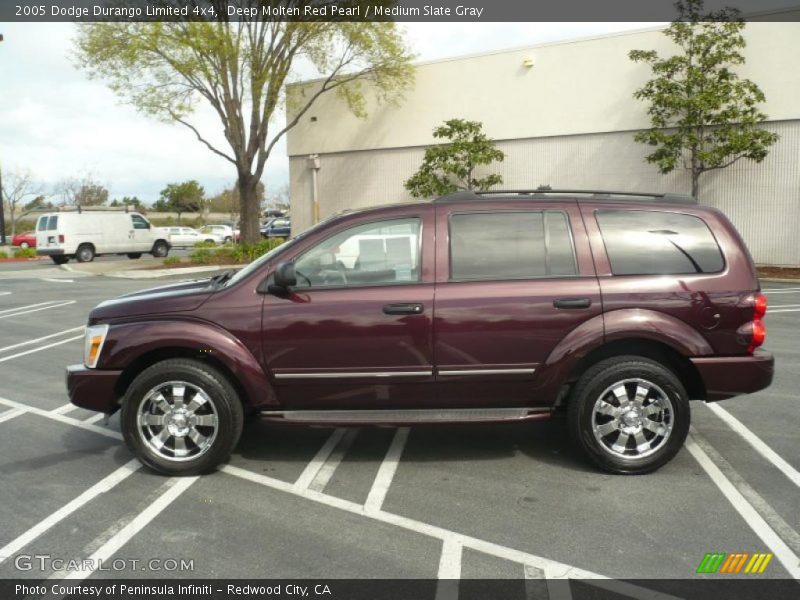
[{"left": 433, "top": 189, "right": 697, "bottom": 205}]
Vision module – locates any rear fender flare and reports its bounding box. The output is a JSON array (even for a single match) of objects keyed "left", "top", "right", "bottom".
[{"left": 534, "top": 309, "right": 713, "bottom": 403}]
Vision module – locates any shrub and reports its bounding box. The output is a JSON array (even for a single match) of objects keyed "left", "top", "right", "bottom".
[
  {"left": 0, "top": 249, "right": 7, "bottom": 259},
  {"left": 194, "top": 240, "right": 217, "bottom": 249},
  {"left": 188, "top": 238, "right": 283, "bottom": 265},
  {"left": 189, "top": 248, "right": 213, "bottom": 265},
  {"left": 148, "top": 216, "right": 176, "bottom": 227},
  {"left": 163, "top": 256, "right": 181, "bottom": 266},
  {"left": 14, "top": 247, "right": 37, "bottom": 258}
]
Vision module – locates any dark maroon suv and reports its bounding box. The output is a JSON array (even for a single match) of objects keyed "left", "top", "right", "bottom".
[{"left": 67, "top": 190, "right": 774, "bottom": 475}]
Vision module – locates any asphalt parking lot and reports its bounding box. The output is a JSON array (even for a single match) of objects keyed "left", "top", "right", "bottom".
[{"left": 0, "top": 263, "right": 798, "bottom": 594}]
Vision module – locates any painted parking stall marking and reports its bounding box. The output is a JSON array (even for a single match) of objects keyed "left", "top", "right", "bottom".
[
  {"left": 0, "top": 396, "right": 122, "bottom": 441},
  {"left": 706, "top": 403, "right": 800, "bottom": 488},
  {"left": 59, "top": 476, "right": 199, "bottom": 581},
  {"left": 0, "top": 300, "right": 75, "bottom": 320},
  {"left": 0, "top": 460, "right": 140, "bottom": 565},
  {"left": 365, "top": 427, "right": 410, "bottom": 513},
  {"left": 0, "top": 408, "right": 26, "bottom": 424},
  {"left": 0, "top": 335, "right": 84, "bottom": 364},
  {"left": 685, "top": 431, "right": 800, "bottom": 579},
  {"left": 293, "top": 428, "right": 348, "bottom": 491},
  {"left": 0, "top": 326, "right": 84, "bottom": 355}
]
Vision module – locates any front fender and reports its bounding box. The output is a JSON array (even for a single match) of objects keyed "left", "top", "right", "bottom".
[{"left": 98, "top": 318, "right": 277, "bottom": 409}]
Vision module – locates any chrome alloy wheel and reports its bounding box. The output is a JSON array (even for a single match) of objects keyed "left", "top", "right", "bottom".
[
  {"left": 590, "top": 378, "right": 674, "bottom": 460},
  {"left": 136, "top": 381, "right": 219, "bottom": 462}
]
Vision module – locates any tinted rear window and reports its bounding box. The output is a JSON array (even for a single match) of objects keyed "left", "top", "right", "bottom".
[
  {"left": 37, "top": 217, "right": 48, "bottom": 231},
  {"left": 47, "top": 216, "right": 58, "bottom": 230},
  {"left": 596, "top": 210, "right": 724, "bottom": 275},
  {"left": 450, "top": 211, "right": 577, "bottom": 281}
]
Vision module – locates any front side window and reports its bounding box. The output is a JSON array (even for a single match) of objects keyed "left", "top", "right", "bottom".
[
  {"left": 449, "top": 211, "right": 577, "bottom": 281},
  {"left": 596, "top": 210, "right": 724, "bottom": 275},
  {"left": 131, "top": 215, "right": 150, "bottom": 230},
  {"left": 294, "top": 218, "right": 422, "bottom": 289}
]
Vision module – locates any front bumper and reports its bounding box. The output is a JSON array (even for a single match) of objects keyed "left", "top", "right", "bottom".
[
  {"left": 37, "top": 248, "right": 65, "bottom": 256},
  {"left": 690, "top": 351, "right": 774, "bottom": 401},
  {"left": 66, "top": 364, "right": 123, "bottom": 414}
]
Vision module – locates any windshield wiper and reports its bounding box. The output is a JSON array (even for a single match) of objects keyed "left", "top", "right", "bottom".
[{"left": 209, "top": 269, "right": 237, "bottom": 287}]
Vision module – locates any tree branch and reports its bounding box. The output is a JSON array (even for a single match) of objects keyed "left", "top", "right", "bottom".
[{"left": 171, "top": 113, "right": 237, "bottom": 165}]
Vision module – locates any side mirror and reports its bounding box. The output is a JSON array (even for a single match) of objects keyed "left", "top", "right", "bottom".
[
  {"left": 274, "top": 262, "right": 297, "bottom": 288},
  {"left": 259, "top": 261, "right": 297, "bottom": 295}
]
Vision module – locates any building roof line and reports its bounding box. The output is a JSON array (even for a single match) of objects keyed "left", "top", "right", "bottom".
[{"left": 287, "top": 24, "right": 669, "bottom": 89}]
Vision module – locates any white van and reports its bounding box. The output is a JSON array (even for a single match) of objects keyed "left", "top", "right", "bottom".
[{"left": 35, "top": 211, "right": 171, "bottom": 264}]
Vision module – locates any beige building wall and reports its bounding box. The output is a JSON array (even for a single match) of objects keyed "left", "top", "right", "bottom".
[{"left": 287, "top": 23, "right": 800, "bottom": 266}]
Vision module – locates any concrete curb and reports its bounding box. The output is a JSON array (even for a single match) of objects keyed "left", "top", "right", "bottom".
[
  {"left": 102, "top": 265, "right": 238, "bottom": 279},
  {"left": 760, "top": 278, "right": 800, "bottom": 283}
]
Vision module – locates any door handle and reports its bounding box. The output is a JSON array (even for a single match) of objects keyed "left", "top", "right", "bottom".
[
  {"left": 553, "top": 298, "right": 592, "bottom": 309},
  {"left": 383, "top": 303, "right": 424, "bottom": 315}
]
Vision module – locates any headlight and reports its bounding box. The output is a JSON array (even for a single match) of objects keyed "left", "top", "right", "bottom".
[{"left": 84, "top": 324, "right": 109, "bottom": 369}]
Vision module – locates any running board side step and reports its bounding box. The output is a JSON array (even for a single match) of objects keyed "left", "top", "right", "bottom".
[{"left": 259, "top": 407, "right": 552, "bottom": 425}]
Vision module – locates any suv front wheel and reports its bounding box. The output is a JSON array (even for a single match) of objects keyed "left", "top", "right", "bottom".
[
  {"left": 121, "top": 359, "right": 244, "bottom": 476},
  {"left": 568, "top": 356, "right": 690, "bottom": 474}
]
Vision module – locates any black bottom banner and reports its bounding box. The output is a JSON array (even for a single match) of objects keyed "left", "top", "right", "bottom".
[{"left": 2, "top": 578, "right": 799, "bottom": 600}]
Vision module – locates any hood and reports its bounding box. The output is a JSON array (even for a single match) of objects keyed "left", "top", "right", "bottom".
[{"left": 89, "top": 279, "right": 215, "bottom": 323}]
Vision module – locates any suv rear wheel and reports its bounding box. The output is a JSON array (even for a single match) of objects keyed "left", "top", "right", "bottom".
[
  {"left": 568, "top": 356, "right": 690, "bottom": 474},
  {"left": 121, "top": 359, "right": 244, "bottom": 476}
]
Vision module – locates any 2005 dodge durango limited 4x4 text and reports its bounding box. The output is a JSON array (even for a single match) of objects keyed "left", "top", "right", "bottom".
[{"left": 67, "top": 190, "right": 774, "bottom": 475}]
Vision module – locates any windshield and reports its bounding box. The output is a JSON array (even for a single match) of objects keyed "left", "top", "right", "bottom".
[{"left": 223, "top": 218, "right": 333, "bottom": 288}]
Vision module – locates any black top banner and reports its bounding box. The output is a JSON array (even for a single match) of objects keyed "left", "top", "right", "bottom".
[{"left": 4, "top": 0, "right": 800, "bottom": 23}]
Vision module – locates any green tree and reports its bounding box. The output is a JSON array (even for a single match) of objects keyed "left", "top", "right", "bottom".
[
  {"left": 159, "top": 180, "right": 205, "bottom": 222},
  {"left": 152, "top": 198, "right": 170, "bottom": 212},
  {"left": 119, "top": 196, "right": 143, "bottom": 208},
  {"left": 207, "top": 181, "right": 265, "bottom": 216},
  {"left": 75, "top": 19, "right": 414, "bottom": 242},
  {"left": 55, "top": 175, "right": 108, "bottom": 208},
  {"left": 405, "top": 119, "right": 504, "bottom": 198},
  {"left": 24, "top": 195, "right": 52, "bottom": 212},
  {"left": 629, "top": 0, "right": 778, "bottom": 198},
  {"left": 76, "top": 184, "right": 109, "bottom": 206},
  {"left": 1, "top": 168, "right": 43, "bottom": 236}
]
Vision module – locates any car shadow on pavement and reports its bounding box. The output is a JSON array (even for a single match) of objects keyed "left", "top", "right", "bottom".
[
  {"left": 232, "top": 414, "right": 595, "bottom": 475},
  {"left": 0, "top": 425, "right": 131, "bottom": 475}
]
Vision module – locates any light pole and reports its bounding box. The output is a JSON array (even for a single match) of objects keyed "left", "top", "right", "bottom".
[
  {"left": 0, "top": 165, "right": 6, "bottom": 247},
  {"left": 0, "top": 33, "right": 5, "bottom": 246},
  {"left": 308, "top": 154, "right": 321, "bottom": 224}
]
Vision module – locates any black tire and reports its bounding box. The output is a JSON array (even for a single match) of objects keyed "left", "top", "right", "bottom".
[
  {"left": 151, "top": 240, "right": 169, "bottom": 258},
  {"left": 50, "top": 255, "right": 69, "bottom": 265},
  {"left": 205, "top": 239, "right": 216, "bottom": 245},
  {"left": 567, "top": 355, "right": 690, "bottom": 475},
  {"left": 224, "top": 236, "right": 232, "bottom": 244},
  {"left": 127, "top": 253, "right": 142, "bottom": 259},
  {"left": 75, "top": 244, "right": 95, "bottom": 263},
  {"left": 121, "top": 359, "right": 244, "bottom": 476}
]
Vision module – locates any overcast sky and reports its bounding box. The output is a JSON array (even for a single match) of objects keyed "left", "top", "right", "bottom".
[{"left": 0, "top": 22, "right": 660, "bottom": 205}]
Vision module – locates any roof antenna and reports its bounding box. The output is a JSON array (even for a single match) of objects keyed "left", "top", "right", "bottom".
[{"left": 536, "top": 185, "right": 552, "bottom": 191}]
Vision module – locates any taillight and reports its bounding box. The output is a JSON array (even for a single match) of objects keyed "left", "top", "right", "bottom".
[
  {"left": 748, "top": 292, "right": 768, "bottom": 353},
  {"left": 58, "top": 234, "right": 65, "bottom": 243},
  {"left": 754, "top": 293, "right": 767, "bottom": 318}
]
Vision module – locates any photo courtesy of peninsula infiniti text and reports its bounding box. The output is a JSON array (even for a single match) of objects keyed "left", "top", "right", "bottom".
[{"left": 66, "top": 190, "right": 774, "bottom": 476}]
